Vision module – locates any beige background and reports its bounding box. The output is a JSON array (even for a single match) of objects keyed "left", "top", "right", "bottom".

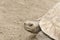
[{"left": 0, "top": 0, "right": 60, "bottom": 40}]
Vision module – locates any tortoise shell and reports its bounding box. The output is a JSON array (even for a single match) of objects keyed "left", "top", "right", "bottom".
[{"left": 39, "top": 2, "right": 60, "bottom": 40}]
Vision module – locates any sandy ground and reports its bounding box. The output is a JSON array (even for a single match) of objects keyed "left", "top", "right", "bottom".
[{"left": 0, "top": 0, "right": 60, "bottom": 40}]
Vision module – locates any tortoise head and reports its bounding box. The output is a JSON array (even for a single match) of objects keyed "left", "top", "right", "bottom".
[{"left": 24, "top": 20, "right": 41, "bottom": 34}]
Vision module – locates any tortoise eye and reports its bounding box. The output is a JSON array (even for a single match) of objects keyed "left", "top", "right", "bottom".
[{"left": 29, "top": 24, "right": 33, "bottom": 26}]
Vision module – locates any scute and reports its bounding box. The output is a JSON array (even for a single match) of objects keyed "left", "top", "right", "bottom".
[{"left": 39, "top": 2, "right": 60, "bottom": 40}]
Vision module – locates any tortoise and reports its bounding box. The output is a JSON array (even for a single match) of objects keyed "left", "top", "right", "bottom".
[{"left": 24, "top": 3, "right": 60, "bottom": 40}]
